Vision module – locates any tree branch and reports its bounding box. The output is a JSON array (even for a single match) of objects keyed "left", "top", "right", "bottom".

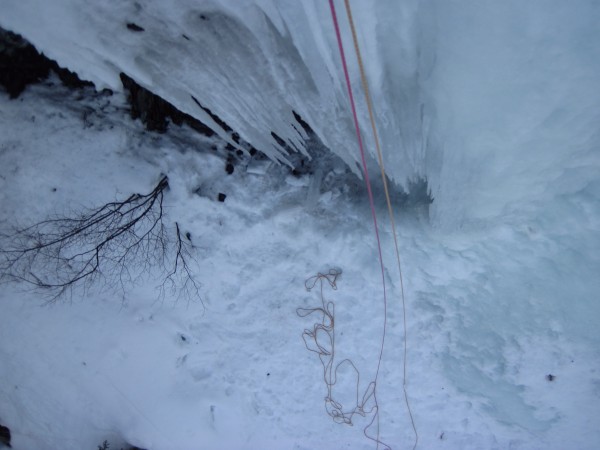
[{"left": 0, "top": 176, "right": 202, "bottom": 305}]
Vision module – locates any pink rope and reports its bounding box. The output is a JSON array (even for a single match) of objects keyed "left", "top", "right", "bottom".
[{"left": 329, "top": 1, "right": 389, "bottom": 447}]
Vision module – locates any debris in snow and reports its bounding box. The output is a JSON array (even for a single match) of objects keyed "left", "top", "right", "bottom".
[{"left": 126, "top": 23, "right": 145, "bottom": 32}]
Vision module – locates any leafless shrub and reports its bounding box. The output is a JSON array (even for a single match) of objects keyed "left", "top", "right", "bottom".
[{"left": 0, "top": 175, "right": 201, "bottom": 304}]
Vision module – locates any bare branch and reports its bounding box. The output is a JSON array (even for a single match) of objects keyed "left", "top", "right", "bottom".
[{"left": 0, "top": 175, "right": 202, "bottom": 305}]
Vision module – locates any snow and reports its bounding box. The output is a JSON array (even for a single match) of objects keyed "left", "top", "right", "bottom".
[{"left": 1, "top": 1, "right": 600, "bottom": 450}]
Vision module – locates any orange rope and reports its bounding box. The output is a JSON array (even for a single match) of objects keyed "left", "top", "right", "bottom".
[
  {"left": 343, "top": 1, "right": 418, "bottom": 448},
  {"left": 329, "top": 1, "right": 392, "bottom": 447}
]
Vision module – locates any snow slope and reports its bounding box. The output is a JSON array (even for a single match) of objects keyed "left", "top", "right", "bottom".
[
  {"left": 1, "top": 1, "right": 600, "bottom": 449},
  {"left": 0, "top": 77, "right": 598, "bottom": 450}
]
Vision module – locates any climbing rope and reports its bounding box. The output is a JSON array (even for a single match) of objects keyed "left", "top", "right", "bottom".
[
  {"left": 329, "top": 1, "right": 389, "bottom": 448},
  {"left": 342, "top": 0, "right": 419, "bottom": 448},
  {"left": 297, "top": 270, "right": 381, "bottom": 430}
]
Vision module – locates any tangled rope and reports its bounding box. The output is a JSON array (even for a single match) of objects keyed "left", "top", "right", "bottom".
[{"left": 297, "top": 269, "right": 391, "bottom": 450}]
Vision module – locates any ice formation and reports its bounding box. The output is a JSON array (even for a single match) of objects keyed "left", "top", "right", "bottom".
[{"left": 1, "top": 1, "right": 599, "bottom": 449}]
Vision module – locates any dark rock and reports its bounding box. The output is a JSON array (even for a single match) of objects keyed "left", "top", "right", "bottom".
[
  {"left": 50, "top": 61, "right": 94, "bottom": 89},
  {"left": 0, "top": 28, "right": 52, "bottom": 98},
  {"left": 191, "top": 95, "right": 232, "bottom": 132},
  {"left": 126, "top": 23, "right": 145, "bottom": 32},
  {"left": 406, "top": 177, "right": 434, "bottom": 206},
  {"left": 0, "top": 424, "right": 11, "bottom": 448},
  {"left": 0, "top": 27, "right": 93, "bottom": 98},
  {"left": 292, "top": 110, "right": 311, "bottom": 133},
  {"left": 120, "top": 72, "right": 213, "bottom": 135},
  {"left": 217, "top": 193, "right": 226, "bottom": 202},
  {"left": 270, "top": 131, "right": 286, "bottom": 148}
]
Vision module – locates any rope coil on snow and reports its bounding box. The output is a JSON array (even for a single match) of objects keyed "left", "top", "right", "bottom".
[{"left": 297, "top": 269, "right": 390, "bottom": 449}]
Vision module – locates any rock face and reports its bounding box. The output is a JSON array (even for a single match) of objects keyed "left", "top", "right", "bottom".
[
  {"left": 0, "top": 27, "right": 52, "bottom": 98},
  {"left": 119, "top": 72, "right": 214, "bottom": 135},
  {"left": 0, "top": 27, "right": 92, "bottom": 98},
  {"left": 0, "top": 423, "right": 11, "bottom": 448}
]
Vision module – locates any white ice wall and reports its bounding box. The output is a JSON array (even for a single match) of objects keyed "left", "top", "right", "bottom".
[
  {"left": 0, "top": 1, "right": 426, "bottom": 180},
  {"left": 422, "top": 0, "right": 600, "bottom": 227},
  {"left": 1, "top": 0, "right": 598, "bottom": 229}
]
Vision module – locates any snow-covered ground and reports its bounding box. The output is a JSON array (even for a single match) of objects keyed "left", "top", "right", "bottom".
[{"left": 1, "top": 1, "right": 600, "bottom": 449}]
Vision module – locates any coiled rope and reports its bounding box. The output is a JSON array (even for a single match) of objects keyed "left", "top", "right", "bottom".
[{"left": 297, "top": 269, "right": 383, "bottom": 433}]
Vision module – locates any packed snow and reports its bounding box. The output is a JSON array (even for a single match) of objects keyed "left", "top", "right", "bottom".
[{"left": 1, "top": 1, "right": 599, "bottom": 450}]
